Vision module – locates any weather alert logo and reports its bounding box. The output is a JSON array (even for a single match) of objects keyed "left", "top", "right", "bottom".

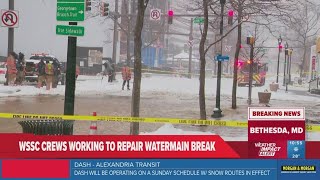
[{"left": 255, "top": 142, "right": 281, "bottom": 157}]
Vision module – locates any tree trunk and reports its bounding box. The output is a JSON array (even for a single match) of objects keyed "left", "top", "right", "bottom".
[
  {"left": 126, "top": 2, "right": 131, "bottom": 66},
  {"left": 130, "top": 0, "right": 147, "bottom": 135},
  {"left": 301, "top": 45, "right": 307, "bottom": 78},
  {"left": 231, "top": 2, "right": 242, "bottom": 109},
  {"left": 199, "top": 0, "right": 209, "bottom": 120}
]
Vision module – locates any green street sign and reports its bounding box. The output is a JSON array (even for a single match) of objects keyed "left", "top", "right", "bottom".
[
  {"left": 194, "top": 17, "right": 204, "bottom": 24},
  {"left": 56, "top": 25, "right": 85, "bottom": 37},
  {"left": 57, "top": 0, "right": 85, "bottom": 21}
]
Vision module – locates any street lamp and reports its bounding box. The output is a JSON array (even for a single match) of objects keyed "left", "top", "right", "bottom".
[
  {"left": 276, "top": 36, "right": 282, "bottom": 83},
  {"left": 283, "top": 42, "right": 288, "bottom": 86},
  {"left": 211, "top": 0, "right": 226, "bottom": 118},
  {"left": 289, "top": 48, "right": 293, "bottom": 83}
]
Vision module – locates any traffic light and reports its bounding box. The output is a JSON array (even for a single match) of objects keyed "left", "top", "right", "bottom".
[
  {"left": 101, "top": 2, "right": 109, "bottom": 16},
  {"left": 228, "top": 10, "right": 234, "bottom": 25},
  {"left": 246, "top": 37, "right": 255, "bottom": 45},
  {"left": 168, "top": 10, "right": 173, "bottom": 24},
  {"left": 86, "top": 0, "right": 91, "bottom": 11}
]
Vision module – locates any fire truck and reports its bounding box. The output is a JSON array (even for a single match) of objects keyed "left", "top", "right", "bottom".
[{"left": 237, "top": 60, "right": 268, "bottom": 87}]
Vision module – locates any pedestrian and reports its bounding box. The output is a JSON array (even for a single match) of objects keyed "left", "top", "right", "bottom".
[
  {"left": 52, "top": 60, "right": 61, "bottom": 88},
  {"left": 15, "top": 52, "right": 25, "bottom": 85},
  {"left": 121, "top": 64, "right": 131, "bottom": 90},
  {"left": 6, "top": 52, "right": 18, "bottom": 86},
  {"left": 45, "top": 60, "right": 54, "bottom": 90},
  {"left": 103, "top": 61, "right": 114, "bottom": 83},
  {"left": 36, "top": 59, "right": 46, "bottom": 88}
]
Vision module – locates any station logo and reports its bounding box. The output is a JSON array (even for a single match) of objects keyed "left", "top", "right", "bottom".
[{"left": 255, "top": 142, "right": 281, "bottom": 157}]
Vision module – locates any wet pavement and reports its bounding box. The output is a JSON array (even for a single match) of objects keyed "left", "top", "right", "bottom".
[{"left": 0, "top": 92, "right": 319, "bottom": 140}]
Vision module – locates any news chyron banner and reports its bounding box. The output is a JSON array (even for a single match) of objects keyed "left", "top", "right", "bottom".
[{"left": 248, "top": 107, "right": 305, "bottom": 159}]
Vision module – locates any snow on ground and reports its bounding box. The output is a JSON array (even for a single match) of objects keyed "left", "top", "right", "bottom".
[
  {"left": 0, "top": 74, "right": 318, "bottom": 103},
  {"left": 141, "top": 124, "right": 319, "bottom": 141}
]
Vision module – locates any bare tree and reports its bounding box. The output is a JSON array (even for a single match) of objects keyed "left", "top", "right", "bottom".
[
  {"left": 240, "top": 25, "right": 268, "bottom": 61},
  {"left": 279, "top": 0, "right": 320, "bottom": 77},
  {"left": 130, "top": 0, "right": 149, "bottom": 135},
  {"left": 198, "top": 0, "right": 209, "bottom": 120}
]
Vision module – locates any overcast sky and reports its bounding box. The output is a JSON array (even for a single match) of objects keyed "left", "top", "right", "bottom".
[{"left": 0, "top": 0, "right": 114, "bottom": 61}]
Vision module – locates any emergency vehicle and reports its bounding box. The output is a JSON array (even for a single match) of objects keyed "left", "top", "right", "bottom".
[{"left": 237, "top": 59, "right": 268, "bottom": 87}]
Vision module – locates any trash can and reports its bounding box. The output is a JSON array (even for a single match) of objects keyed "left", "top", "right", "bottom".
[
  {"left": 269, "top": 83, "right": 279, "bottom": 92},
  {"left": 258, "top": 92, "right": 271, "bottom": 104},
  {"left": 18, "top": 120, "right": 74, "bottom": 135}
]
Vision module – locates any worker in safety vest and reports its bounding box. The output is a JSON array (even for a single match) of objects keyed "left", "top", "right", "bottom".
[
  {"left": 6, "top": 52, "right": 18, "bottom": 86},
  {"left": 45, "top": 61, "right": 54, "bottom": 90},
  {"left": 121, "top": 64, "right": 131, "bottom": 90}
]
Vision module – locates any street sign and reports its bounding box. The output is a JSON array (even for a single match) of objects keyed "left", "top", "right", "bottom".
[
  {"left": 215, "top": 55, "right": 230, "bottom": 62},
  {"left": 194, "top": 17, "right": 204, "bottom": 24},
  {"left": 1, "top": 9, "right": 19, "bottom": 28},
  {"left": 56, "top": 25, "right": 85, "bottom": 37},
  {"left": 150, "top": 9, "right": 161, "bottom": 21},
  {"left": 56, "top": 0, "right": 85, "bottom": 22}
]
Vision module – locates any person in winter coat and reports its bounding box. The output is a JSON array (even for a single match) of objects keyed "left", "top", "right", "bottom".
[
  {"left": 6, "top": 52, "right": 18, "bottom": 86},
  {"left": 37, "top": 59, "right": 46, "bottom": 88},
  {"left": 121, "top": 64, "right": 131, "bottom": 90},
  {"left": 45, "top": 61, "right": 54, "bottom": 90},
  {"left": 52, "top": 60, "right": 61, "bottom": 88},
  {"left": 103, "top": 61, "right": 114, "bottom": 83},
  {"left": 15, "top": 52, "right": 25, "bottom": 85}
]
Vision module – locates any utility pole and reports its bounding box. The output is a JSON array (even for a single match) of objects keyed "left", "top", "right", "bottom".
[
  {"left": 112, "top": 0, "right": 119, "bottom": 80},
  {"left": 164, "top": 1, "right": 170, "bottom": 64},
  {"left": 276, "top": 36, "right": 282, "bottom": 83},
  {"left": 212, "top": 0, "right": 225, "bottom": 118},
  {"left": 7, "top": 0, "right": 14, "bottom": 55},
  {"left": 64, "top": 22, "right": 77, "bottom": 117},
  {"left": 289, "top": 49, "right": 293, "bottom": 82},
  {"left": 248, "top": 39, "right": 254, "bottom": 105},
  {"left": 283, "top": 42, "right": 288, "bottom": 86},
  {"left": 188, "top": 18, "right": 193, "bottom": 79}
]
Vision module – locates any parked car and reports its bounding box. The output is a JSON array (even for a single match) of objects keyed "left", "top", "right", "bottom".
[
  {"left": 25, "top": 59, "right": 39, "bottom": 82},
  {"left": 30, "top": 54, "right": 65, "bottom": 86},
  {"left": 0, "top": 62, "right": 6, "bottom": 75}
]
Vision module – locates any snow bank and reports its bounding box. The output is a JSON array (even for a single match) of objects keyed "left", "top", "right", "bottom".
[{"left": 0, "top": 75, "right": 317, "bottom": 103}]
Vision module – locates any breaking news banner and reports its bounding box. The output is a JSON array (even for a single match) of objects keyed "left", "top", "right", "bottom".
[{"left": 248, "top": 107, "right": 306, "bottom": 159}]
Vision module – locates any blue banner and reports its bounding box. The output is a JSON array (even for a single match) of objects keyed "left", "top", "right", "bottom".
[
  {"left": 70, "top": 159, "right": 277, "bottom": 180},
  {"left": 0, "top": 159, "right": 319, "bottom": 180}
]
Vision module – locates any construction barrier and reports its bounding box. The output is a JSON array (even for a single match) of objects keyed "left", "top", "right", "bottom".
[{"left": 0, "top": 112, "right": 319, "bottom": 132}]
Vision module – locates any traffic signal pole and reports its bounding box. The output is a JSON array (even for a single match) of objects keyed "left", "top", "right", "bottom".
[
  {"left": 112, "top": 0, "right": 119, "bottom": 80},
  {"left": 212, "top": 0, "right": 225, "bottom": 118},
  {"left": 248, "top": 43, "right": 254, "bottom": 105},
  {"left": 7, "top": 0, "right": 14, "bottom": 55},
  {"left": 64, "top": 22, "right": 77, "bottom": 116},
  {"left": 188, "top": 18, "right": 193, "bottom": 79}
]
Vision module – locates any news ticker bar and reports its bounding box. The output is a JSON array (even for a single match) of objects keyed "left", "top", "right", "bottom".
[
  {"left": 0, "top": 159, "right": 319, "bottom": 180},
  {"left": 0, "top": 113, "right": 319, "bottom": 132}
]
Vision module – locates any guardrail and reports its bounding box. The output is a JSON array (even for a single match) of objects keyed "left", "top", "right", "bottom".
[{"left": 309, "top": 78, "right": 319, "bottom": 94}]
